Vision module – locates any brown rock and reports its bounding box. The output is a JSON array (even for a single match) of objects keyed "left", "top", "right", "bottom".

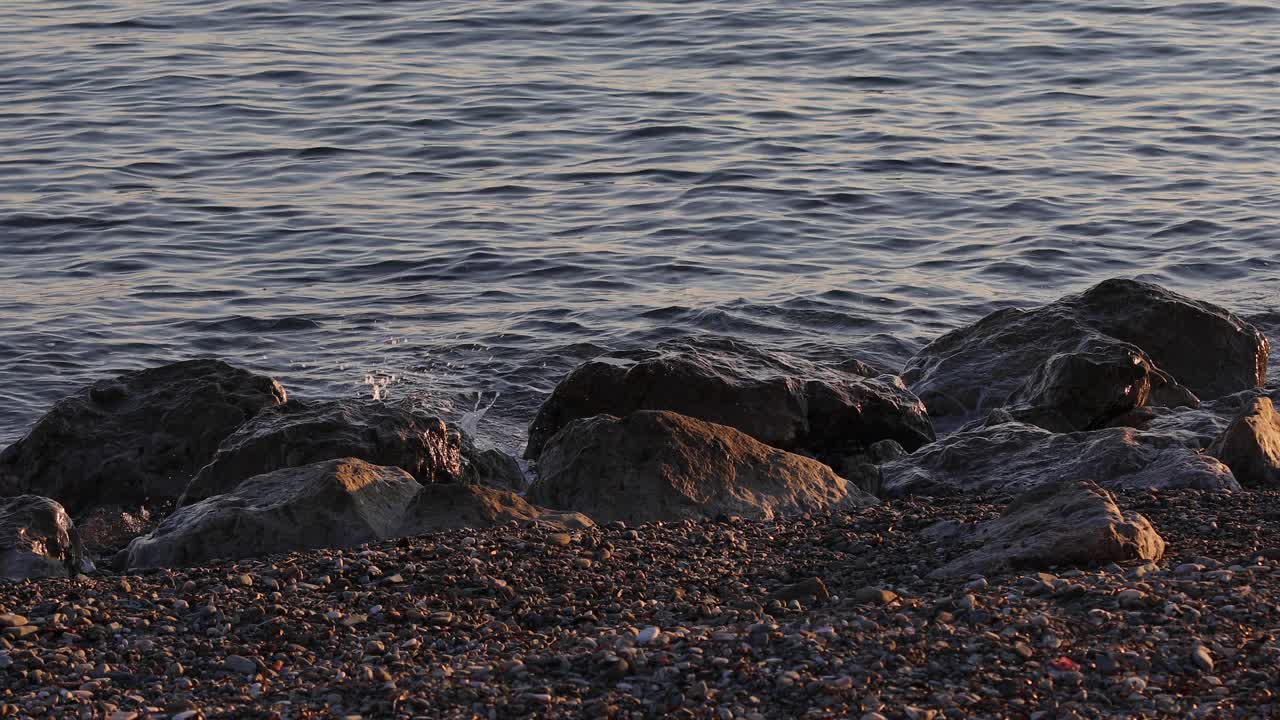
[
  {"left": 929, "top": 480, "right": 1165, "bottom": 580},
  {"left": 529, "top": 410, "right": 877, "bottom": 524},
  {"left": 400, "top": 484, "right": 593, "bottom": 535},
  {"left": 1208, "top": 397, "right": 1280, "bottom": 487},
  {"left": 127, "top": 458, "right": 422, "bottom": 569},
  {"left": 0, "top": 495, "right": 88, "bottom": 579}
]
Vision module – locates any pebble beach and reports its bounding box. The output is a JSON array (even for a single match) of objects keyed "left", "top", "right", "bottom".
[{"left": 2, "top": 488, "right": 1278, "bottom": 720}]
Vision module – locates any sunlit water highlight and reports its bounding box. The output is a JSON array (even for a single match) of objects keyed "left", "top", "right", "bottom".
[{"left": 2, "top": 0, "right": 1278, "bottom": 450}]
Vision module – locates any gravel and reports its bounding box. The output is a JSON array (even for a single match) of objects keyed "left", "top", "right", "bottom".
[{"left": 0, "top": 488, "right": 1277, "bottom": 718}]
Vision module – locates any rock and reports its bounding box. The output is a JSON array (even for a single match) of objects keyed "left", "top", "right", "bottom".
[
  {"left": 178, "top": 399, "right": 463, "bottom": 505},
  {"left": 0, "top": 495, "right": 88, "bottom": 579},
  {"left": 1191, "top": 644, "right": 1214, "bottom": 673},
  {"left": 400, "top": 484, "right": 593, "bottom": 535},
  {"left": 524, "top": 336, "right": 933, "bottom": 461},
  {"left": 460, "top": 443, "right": 526, "bottom": 491},
  {"left": 1207, "top": 397, "right": 1280, "bottom": 487},
  {"left": 1126, "top": 390, "right": 1264, "bottom": 450},
  {"left": 771, "top": 577, "right": 830, "bottom": 603},
  {"left": 126, "top": 459, "right": 422, "bottom": 569},
  {"left": 76, "top": 505, "right": 153, "bottom": 553},
  {"left": 882, "top": 420, "right": 1238, "bottom": 497},
  {"left": 0, "top": 360, "right": 286, "bottom": 512},
  {"left": 637, "top": 626, "right": 661, "bottom": 645},
  {"left": 903, "top": 279, "right": 1269, "bottom": 431},
  {"left": 1003, "top": 339, "right": 1196, "bottom": 433},
  {"left": 224, "top": 655, "right": 257, "bottom": 675},
  {"left": 529, "top": 410, "right": 877, "bottom": 524},
  {"left": 929, "top": 480, "right": 1165, "bottom": 580},
  {"left": 853, "top": 587, "right": 898, "bottom": 605}
]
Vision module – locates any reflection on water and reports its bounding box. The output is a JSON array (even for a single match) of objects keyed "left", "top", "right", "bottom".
[{"left": 1, "top": 0, "right": 1277, "bottom": 449}]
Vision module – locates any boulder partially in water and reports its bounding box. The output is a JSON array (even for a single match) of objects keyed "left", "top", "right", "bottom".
[
  {"left": 0, "top": 360, "right": 287, "bottom": 513},
  {"left": 1208, "top": 397, "right": 1280, "bottom": 488},
  {"left": 903, "top": 278, "right": 1269, "bottom": 432},
  {"left": 529, "top": 410, "right": 878, "bottom": 524},
  {"left": 178, "top": 399, "right": 463, "bottom": 505},
  {"left": 881, "top": 420, "right": 1238, "bottom": 497},
  {"left": 0, "top": 495, "right": 88, "bottom": 579},
  {"left": 525, "top": 336, "right": 933, "bottom": 462},
  {"left": 929, "top": 480, "right": 1165, "bottom": 580}
]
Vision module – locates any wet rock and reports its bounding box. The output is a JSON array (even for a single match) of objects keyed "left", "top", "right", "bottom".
[
  {"left": 930, "top": 480, "right": 1164, "bottom": 579},
  {"left": 529, "top": 410, "right": 877, "bottom": 524},
  {"left": 904, "top": 278, "right": 1269, "bottom": 432},
  {"left": 0, "top": 360, "right": 286, "bottom": 512},
  {"left": 76, "top": 505, "right": 153, "bottom": 554},
  {"left": 178, "top": 399, "right": 462, "bottom": 505},
  {"left": 460, "top": 442, "right": 526, "bottom": 491},
  {"left": 524, "top": 336, "right": 933, "bottom": 461},
  {"left": 400, "top": 483, "right": 593, "bottom": 535},
  {"left": 1123, "top": 389, "right": 1264, "bottom": 450},
  {"left": 1003, "top": 340, "right": 1196, "bottom": 433},
  {"left": 0, "top": 495, "right": 88, "bottom": 579},
  {"left": 1207, "top": 397, "right": 1280, "bottom": 488},
  {"left": 127, "top": 458, "right": 422, "bottom": 569},
  {"left": 882, "top": 420, "right": 1238, "bottom": 497}
]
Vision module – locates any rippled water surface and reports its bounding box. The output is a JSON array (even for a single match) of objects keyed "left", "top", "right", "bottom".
[{"left": 3, "top": 0, "right": 1278, "bottom": 449}]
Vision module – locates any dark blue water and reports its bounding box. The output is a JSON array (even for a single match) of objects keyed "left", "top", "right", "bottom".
[{"left": 2, "top": 0, "right": 1278, "bottom": 450}]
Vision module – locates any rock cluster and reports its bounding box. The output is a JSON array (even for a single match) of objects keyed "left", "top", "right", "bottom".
[{"left": 0, "top": 277, "right": 1273, "bottom": 715}]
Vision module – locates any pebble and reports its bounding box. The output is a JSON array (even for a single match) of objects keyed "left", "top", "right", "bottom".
[{"left": 223, "top": 655, "right": 257, "bottom": 675}]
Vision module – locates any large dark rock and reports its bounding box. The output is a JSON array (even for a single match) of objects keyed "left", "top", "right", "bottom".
[
  {"left": 0, "top": 360, "right": 287, "bottom": 513},
  {"left": 928, "top": 480, "right": 1165, "bottom": 580},
  {"left": 127, "top": 458, "right": 421, "bottom": 569},
  {"left": 904, "top": 279, "right": 1269, "bottom": 432},
  {"left": 525, "top": 337, "right": 933, "bottom": 461},
  {"left": 129, "top": 458, "right": 588, "bottom": 568},
  {"left": 529, "top": 410, "right": 878, "bottom": 525},
  {"left": 1208, "top": 397, "right": 1280, "bottom": 488},
  {"left": 881, "top": 420, "right": 1238, "bottom": 497},
  {"left": 0, "top": 495, "right": 88, "bottom": 579},
  {"left": 178, "top": 399, "right": 463, "bottom": 505}
]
